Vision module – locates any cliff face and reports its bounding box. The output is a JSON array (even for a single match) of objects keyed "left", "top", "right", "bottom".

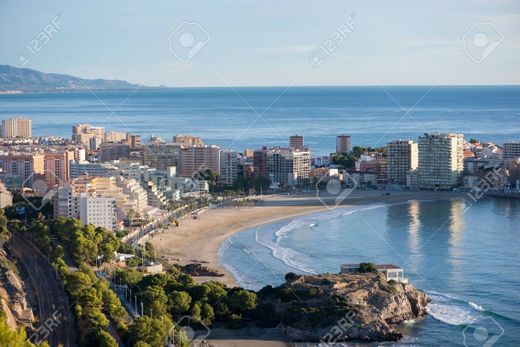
[{"left": 261, "top": 272, "right": 430, "bottom": 342}]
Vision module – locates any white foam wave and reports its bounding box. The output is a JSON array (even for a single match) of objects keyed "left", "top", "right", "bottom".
[
  {"left": 426, "top": 303, "right": 477, "bottom": 326},
  {"left": 255, "top": 229, "right": 316, "bottom": 274},
  {"left": 469, "top": 301, "right": 485, "bottom": 311}
]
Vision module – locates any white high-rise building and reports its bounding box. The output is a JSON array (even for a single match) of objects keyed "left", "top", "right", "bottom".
[
  {"left": 219, "top": 150, "right": 240, "bottom": 185},
  {"left": 417, "top": 133, "right": 464, "bottom": 189},
  {"left": 504, "top": 141, "right": 520, "bottom": 161},
  {"left": 387, "top": 140, "right": 419, "bottom": 185},
  {"left": 267, "top": 147, "right": 311, "bottom": 186},
  {"left": 79, "top": 193, "right": 117, "bottom": 230}
]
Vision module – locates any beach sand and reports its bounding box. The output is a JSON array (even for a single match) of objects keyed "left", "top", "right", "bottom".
[
  {"left": 151, "top": 190, "right": 464, "bottom": 287},
  {"left": 150, "top": 190, "right": 464, "bottom": 346}
]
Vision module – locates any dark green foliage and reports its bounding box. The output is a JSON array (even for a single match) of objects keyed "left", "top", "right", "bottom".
[{"left": 359, "top": 262, "right": 378, "bottom": 273}]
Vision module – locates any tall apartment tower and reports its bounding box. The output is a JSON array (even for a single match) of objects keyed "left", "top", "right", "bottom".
[
  {"left": 387, "top": 140, "right": 419, "bottom": 185},
  {"left": 336, "top": 134, "right": 352, "bottom": 154},
  {"left": 178, "top": 145, "right": 221, "bottom": 177},
  {"left": 417, "top": 133, "right": 464, "bottom": 189},
  {"left": 44, "top": 150, "right": 75, "bottom": 187},
  {"left": 266, "top": 147, "right": 311, "bottom": 186},
  {"left": 504, "top": 141, "right": 520, "bottom": 161},
  {"left": 289, "top": 135, "right": 304, "bottom": 150},
  {"left": 1, "top": 117, "right": 32, "bottom": 138},
  {"left": 219, "top": 150, "right": 240, "bottom": 185}
]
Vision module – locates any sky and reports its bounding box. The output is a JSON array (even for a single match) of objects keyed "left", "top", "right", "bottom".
[{"left": 1, "top": 0, "right": 519, "bottom": 87}]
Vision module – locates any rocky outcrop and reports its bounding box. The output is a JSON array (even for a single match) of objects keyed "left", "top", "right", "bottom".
[
  {"left": 258, "top": 272, "right": 430, "bottom": 343},
  {"left": 181, "top": 263, "right": 224, "bottom": 277}
]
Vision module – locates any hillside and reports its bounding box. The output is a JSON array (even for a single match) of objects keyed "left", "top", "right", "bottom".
[{"left": 0, "top": 64, "right": 146, "bottom": 92}]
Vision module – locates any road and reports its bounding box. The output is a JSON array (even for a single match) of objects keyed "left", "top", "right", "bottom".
[{"left": 9, "top": 232, "right": 77, "bottom": 347}]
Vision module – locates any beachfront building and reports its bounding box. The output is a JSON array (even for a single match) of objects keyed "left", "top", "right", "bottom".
[
  {"left": 289, "top": 135, "right": 305, "bottom": 150},
  {"left": 178, "top": 145, "right": 220, "bottom": 177},
  {"left": 142, "top": 143, "right": 180, "bottom": 170},
  {"left": 1, "top": 117, "right": 32, "bottom": 138},
  {"left": 266, "top": 147, "right": 311, "bottom": 187},
  {"left": 387, "top": 140, "right": 419, "bottom": 185},
  {"left": 253, "top": 147, "right": 269, "bottom": 179},
  {"left": 417, "top": 133, "right": 464, "bottom": 190},
  {"left": 336, "top": 134, "right": 352, "bottom": 154},
  {"left": 219, "top": 150, "right": 240, "bottom": 185},
  {"left": 504, "top": 141, "right": 520, "bottom": 161},
  {"left": 340, "top": 263, "right": 408, "bottom": 283},
  {"left": 72, "top": 124, "right": 105, "bottom": 147}
]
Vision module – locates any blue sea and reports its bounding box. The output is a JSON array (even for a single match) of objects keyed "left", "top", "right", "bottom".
[
  {"left": 219, "top": 198, "right": 520, "bottom": 346},
  {"left": 1, "top": 86, "right": 519, "bottom": 155}
]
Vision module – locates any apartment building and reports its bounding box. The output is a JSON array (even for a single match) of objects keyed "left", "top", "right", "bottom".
[
  {"left": 387, "top": 140, "right": 419, "bottom": 185},
  {"left": 253, "top": 147, "right": 269, "bottom": 179},
  {"left": 126, "top": 134, "right": 142, "bottom": 149},
  {"left": 44, "top": 150, "right": 75, "bottom": 187},
  {"left": 178, "top": 145, "right": 220, "bottom": 177},
  {"left": 266, "top": 147, "right": 311, "bottom": 186},
  {"left": 336, "top": 134, "right": 352, "bottom": 154},
  {"left": 70, "top": 161, "right": 118, "bottom": 179},
  {"left": 79, "top": 193, "right": 117, "bottom": 230},
  {"left": 219, "top": 150, "right": 240, "bottom": 185},
  {"left": 1, "top": 152, "right": 44, "bottom": 187},
  {"left": 417, "top": 133, "right": 464, "bottom": 189},
  {"left": 173, "top": 134, "right": 204, "bottom": 147},
  {"left": 142, "top": 143, "right": 180, "bottom": 170},
  {"left": 99, "top": 143, "right": 131, "bottom": 162},
  {"left": 1, "top": 117, "right": 32, "bottom": 138},
  {"left": 104, "top": 131, "right": 127, "bottom": 143},
  {"left": 504, "top": 141, "right": 520, "bottom": 161},
  {"left": 289, "top": 135, "right": 304, "bottom": 150},
  {"left": 72, "top": 124, "right": 105, "bottom": 147}
]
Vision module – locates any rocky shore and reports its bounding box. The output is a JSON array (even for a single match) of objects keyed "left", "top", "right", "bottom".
[{"left": 256, "top": 272, "right": 430, "bottom": 343}]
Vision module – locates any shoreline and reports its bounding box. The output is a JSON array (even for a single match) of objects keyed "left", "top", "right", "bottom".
[{"left": 151, "top": 190, "right": 467, "bottom": 288}]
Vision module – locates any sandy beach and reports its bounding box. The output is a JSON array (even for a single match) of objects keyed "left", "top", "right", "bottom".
[
  {"left": 148, "top": 190, "right": 465, "bottom": 346},
  {"left": 151, "top": 190, "right": 464, "bottom": 287}
]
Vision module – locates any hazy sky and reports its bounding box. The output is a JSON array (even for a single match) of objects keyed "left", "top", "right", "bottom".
[{"left": 1, "top": 0, "right": 519, "bottom": 87}]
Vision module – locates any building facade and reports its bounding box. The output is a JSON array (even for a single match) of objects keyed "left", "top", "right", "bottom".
[
  {"left": 266, "top": 147, "right": 311, "bottom": 186},
  {"left": 417, "top": 133, "right": 464, "bottom": 189},
  {"left": 178, "top": 145, "right": 220, "bottom": 177},
  {"left": 219, "top": 150, "right": 240, "bottom": 185},
  {"left": 504, "top": 141, "right": 520, "bottom": 161},
  {"left": 1, "top": 117, "right": 32, "bottom": 138},
  {"left": 336, "top": 134, "right": 352, "bottom": 154},
  {"left": 289, "top": 135, "right": 304, "bottom": 150},
  {"left": 387, "top": 140, "right": 419, "bottom": 185}
]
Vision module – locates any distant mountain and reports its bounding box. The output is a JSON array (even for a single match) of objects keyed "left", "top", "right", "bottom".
[{"left": 0, "top": 64, "right": 148, "bottom": 92}]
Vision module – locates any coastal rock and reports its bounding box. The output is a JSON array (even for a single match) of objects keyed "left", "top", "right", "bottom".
[
  {"left": 259, "top": 272, "right": 430, "bottom": 342},
  {"left": 181, "top": 263, "right": 224, "bottom": 277}
]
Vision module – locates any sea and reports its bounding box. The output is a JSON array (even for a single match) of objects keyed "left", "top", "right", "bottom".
[
  {"left": 219, "top": 198, "right": 520, "bottom": 346},
  {"left": 1, "top": 86, "right": 520, "bottom": 345},
  {"left": 1, "top": 86, "right": 519, "bottom": 155}
]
